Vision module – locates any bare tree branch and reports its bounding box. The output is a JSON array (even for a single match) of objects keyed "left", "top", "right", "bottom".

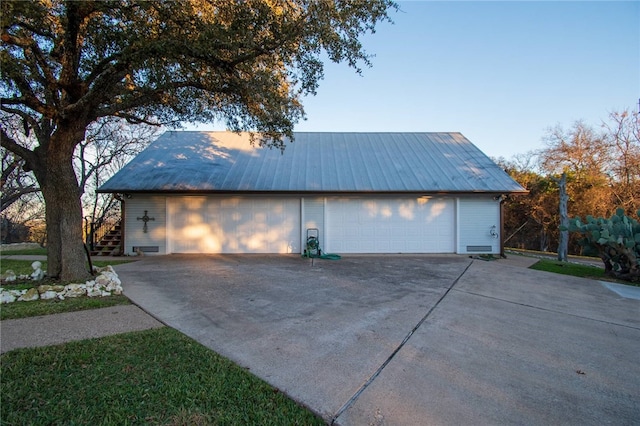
[
  {"left": 0, "top": 127, "right": 38, "bottom": 169},
  {"left": 1, "top": 187, "right": 40, "bottom": 212}
]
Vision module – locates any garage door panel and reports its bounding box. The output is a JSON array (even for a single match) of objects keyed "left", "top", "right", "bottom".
[
  {"left": 169, "top": 197, "right": 300, "bottom": 253},
  {"left": 326, "top": 198, "right": 454, "bottom": 253}
]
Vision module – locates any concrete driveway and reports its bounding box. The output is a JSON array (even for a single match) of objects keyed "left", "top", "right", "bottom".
[{"left": 115, "top": 255, "right": 640, "bottom": 425}]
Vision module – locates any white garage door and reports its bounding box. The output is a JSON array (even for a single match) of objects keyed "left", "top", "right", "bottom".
[
  {"left": 168, "top": 197, "right": 300, "bottom": 253},
  {"left": 325, "top": 197, "right": 455, "bottom": 253}
]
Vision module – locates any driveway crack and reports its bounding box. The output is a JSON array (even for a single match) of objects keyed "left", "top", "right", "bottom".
[{"left": 330, "top": 260, "right": 474, "bottom": 425}]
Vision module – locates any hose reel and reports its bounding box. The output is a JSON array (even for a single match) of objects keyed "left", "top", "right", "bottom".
[
  {"left": 302, "top": 228, "right": 341, "bottom": 261},
  {"left": 304, "top": 228, "right": 321, "bottom": 257}
]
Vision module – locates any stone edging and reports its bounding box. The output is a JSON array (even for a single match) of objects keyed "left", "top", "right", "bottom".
[{"left": 0, "top": 266, "right": 123, "bottom": 304}]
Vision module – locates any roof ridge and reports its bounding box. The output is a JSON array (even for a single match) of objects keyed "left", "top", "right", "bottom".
[{"left": 167, "top": 130, "right": 463, "bottom": 135}]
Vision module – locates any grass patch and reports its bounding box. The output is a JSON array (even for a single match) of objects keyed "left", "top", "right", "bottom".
[
  {"left": 1, "top": 258, "right": 138, "bottom": 320},
  {"left": 0, "top": 259, "right": 45, "bottom": 276},
  {"left": 1, "top": 259, "right": 135, "bottom": 276},
  {"left": 1, "top": 327, "right": 324, "bottom": 425},
  {"left": 0, "top": 247, "right": 48, "bottom": 256},
  {"left": 0, "top": 258, "right": 135, "bottom": 275},
  {"left": 530, "top": 259, "right": 605, "bottom": 279},
  {"left": 0, "top": 294, "right": 131, "bottom": 320}
]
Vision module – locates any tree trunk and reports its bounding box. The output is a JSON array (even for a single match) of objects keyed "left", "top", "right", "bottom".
[
  {"left": 557, "top": 173, "right": 569, "bottom": 262},
  {"left": 39, "top": 127, "right": 91, "bottom": 282}
]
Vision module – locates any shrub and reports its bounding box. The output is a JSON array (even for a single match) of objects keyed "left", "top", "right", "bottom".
[{"left": 564, "top": 208, "right": 640, "bottom": 282}]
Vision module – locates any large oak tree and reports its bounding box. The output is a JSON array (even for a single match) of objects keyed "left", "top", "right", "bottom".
[{"left": 1, "top": 0, "right": 395, "bottom": 280}]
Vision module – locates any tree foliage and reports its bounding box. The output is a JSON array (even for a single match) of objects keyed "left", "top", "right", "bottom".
[
  {"left": 497, "top": 154, "right": 559, "bottom": 251},
  {"left": 0, "top": 0, "right": 396, "bottom": 280},
  {"left": 502, "top": 108, "right": 640, "bottom": 255}
]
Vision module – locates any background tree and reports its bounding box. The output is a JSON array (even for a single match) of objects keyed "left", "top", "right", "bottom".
[
  {"left": 76, "top": 118, "right": 159, "bottom": 240},
  {"left": 1, "top": 114, "right": 44, "bottom": 244},
  {"left": 497, "top": 154, "right": 558, "bottom": 252},
  {"left": 1, "top": 116, "right": 39, "bottom": 212},
  {"left": 602, "top": 109, "right": 640, "bottom": 214},
  {"left": 1, "top": 0, "right": 396, "bottom": 280},
  {"left": 540, "top": 120, "right": 612, "bottom": 221},
  {"left": 1, "top": 114, "right": 155, "bottom": 246},
  {"left": 502, "top": 108, "right": 640, "bottom": 256}
]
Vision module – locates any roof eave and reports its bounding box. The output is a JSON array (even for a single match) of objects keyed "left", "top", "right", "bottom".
[{"left": 97, "top": 188, "right": 529, "bottom": 196}]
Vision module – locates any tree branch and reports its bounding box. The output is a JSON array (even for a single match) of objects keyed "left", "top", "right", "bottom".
[
  {"left": 1, "top": 187, "right": 40, "bottom": 213},
  {"left": 0, "top": 127, "right": 38, "bottom": 170},
  {"left": 1, "top": 159, "right": 20, "bottom": 187},
  {"left": 0, "top": 105, "right": 47, "bottom": 147},
  {"left": 112, "top": 112, "right": 161, "bottom": 126},
  {"left": 27, "top": 41, "right": 60, "bottom": 107}
]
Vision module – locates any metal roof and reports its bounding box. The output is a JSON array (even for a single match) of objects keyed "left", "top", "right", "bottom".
[{"left": 98, "top": 131, "right": 526, "bottom": 194}]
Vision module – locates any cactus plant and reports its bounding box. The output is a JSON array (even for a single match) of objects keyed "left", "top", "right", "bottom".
[{"left": 562, "top": 208, "right": 640, "bottom": 282}]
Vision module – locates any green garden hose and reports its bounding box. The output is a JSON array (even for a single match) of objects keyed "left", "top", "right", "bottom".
[
  {"left": 319, "top": 253, "right": 341, "bottom": 260},
  {"left": 301, "top": 251, "right": 341, "bottom": 260}
]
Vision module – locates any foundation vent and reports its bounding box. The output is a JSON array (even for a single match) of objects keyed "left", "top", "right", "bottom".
[{"left": 466, "top": 245, "right": 492, "bottom": 252}]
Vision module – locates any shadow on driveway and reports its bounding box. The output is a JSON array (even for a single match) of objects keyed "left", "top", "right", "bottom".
[{"left": 115, "top": 254, "right": 640, "bottom": 425}]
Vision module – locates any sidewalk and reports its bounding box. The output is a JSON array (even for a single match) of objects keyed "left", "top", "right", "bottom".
[
  {"left": 0, "top": 304, "right": 164, "bottom": 354},
  {"left": 1, "top": 254, "right": 157, "bottom": 354}
]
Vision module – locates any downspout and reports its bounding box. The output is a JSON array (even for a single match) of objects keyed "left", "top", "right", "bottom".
[
  {"left": 114, "top": 193, "right": 126, "bottom": 256},
  {"left": 500, "top": 195, "right": 506, "bottom": 258}
]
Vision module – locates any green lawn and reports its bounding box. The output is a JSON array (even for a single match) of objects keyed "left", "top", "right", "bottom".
[
  {"left": 1, "top": 327, "right": 324, "bottom": 425},
  {"left": 1, "top": 258, "right": 134, "bottom": 276},
  {"left": 1, "top": 258, "right": 137, "bottom": 320},
  {"left": 529, "top": 259, "right": 605, "bottom": 279},
  {"left": 0, "top": 294, "right": 131, "bottom": 320},
  {"left": 1, "top": 258, "right": 47, "bottom": 276},
  {"left": 0, "top": 247, "right": 48, "bottom": 256},
  {"left": 530, "top": 259, "right": 640, "bottom": 286}
]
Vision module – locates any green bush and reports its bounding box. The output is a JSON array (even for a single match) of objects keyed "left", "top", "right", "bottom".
[{"left": 563, "top": 208, "right": 640, "bottom": 282}]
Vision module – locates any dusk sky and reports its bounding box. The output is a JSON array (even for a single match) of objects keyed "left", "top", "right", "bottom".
[{"left": 191, "top": 1, "right": 639, "bottom": 160}]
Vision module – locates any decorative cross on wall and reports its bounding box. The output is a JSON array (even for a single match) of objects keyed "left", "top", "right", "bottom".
[{"left": 136, "top": 210, "right": 155, "bottom": 233}]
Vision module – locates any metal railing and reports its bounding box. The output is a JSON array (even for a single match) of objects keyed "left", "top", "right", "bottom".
[{"left": 85, "top": 218, "right": 121, "bottom": 251}]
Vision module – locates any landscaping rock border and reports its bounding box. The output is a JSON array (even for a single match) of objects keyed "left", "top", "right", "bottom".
[{"left": 0, "top": 266, "right": 123, "bottom": 304}]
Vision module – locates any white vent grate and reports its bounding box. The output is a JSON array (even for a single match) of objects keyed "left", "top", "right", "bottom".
[{"left": 467, "top": 245, "right": 492, "bottom": 252}]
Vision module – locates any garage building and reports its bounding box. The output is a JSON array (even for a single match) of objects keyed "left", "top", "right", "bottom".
[{"left": 98, "top": 131, "right": 526, "bottom": 255}]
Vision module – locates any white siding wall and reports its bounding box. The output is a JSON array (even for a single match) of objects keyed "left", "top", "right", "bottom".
[
  {"left": 167, "top": 196, "right": 300, "bottom": 253},
  {"left": 302, "top": 197, "right": 325, "bottom": 252},
  {"left": 124, "top": 195, "right": 167, "bottom": 255},
  {"left": 457, "top": 198, "right": 500, "bottom": 254},
  {"left": 325, "top": 197, "right": 455, "bottom": 253},
  {"left": 121, "top": 194, "right": 499, "bottom": 255}
]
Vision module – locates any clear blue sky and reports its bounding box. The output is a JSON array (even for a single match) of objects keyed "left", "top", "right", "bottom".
[{"left": 192, "top": 1, "right": 640, "bottom": 160}]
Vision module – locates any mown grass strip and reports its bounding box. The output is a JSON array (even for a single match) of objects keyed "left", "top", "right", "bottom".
[
  {"left": 529, "top": 259, "right": 605, "bottom": 279},
  {"left": 0, "top": 247, "right": 48, "bottom": 256},
  {"left": 0, "top": 258, "right": 135, "bottom": 283},
  {"left": 1, "top": 259, "right": 136, "bottom": 276},
  {"left": 1, "top": 327, "right": 324, "bottom": 426},
  {"left": 0, "top": 295, "right": 131, "bottom": 320}
]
